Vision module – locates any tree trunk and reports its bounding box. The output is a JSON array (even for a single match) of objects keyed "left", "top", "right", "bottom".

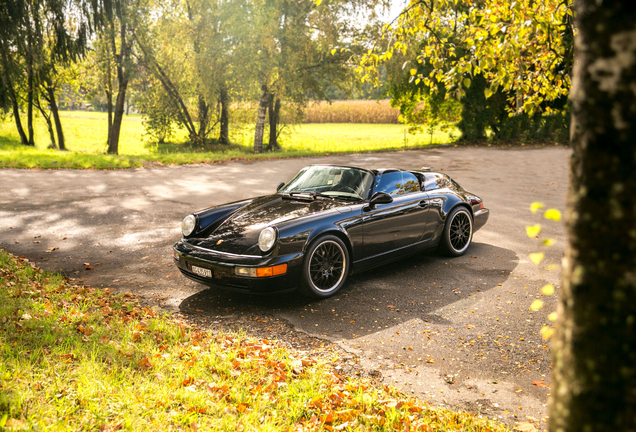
[
  {"left": 45, "top": 82, "right": 65, "bottom": 150},
  {"left": 196, "top": 94, "right": 208, "bottom": 145},
  {"left": 267, "top": 96, "right": 281, "bottom": 151},
  {"left": 219, "top": 86, "right": 229, "bottom": 145},
  {"left": 26, "top": 57, "right": 35, "bottom": 146},
  {"left": 108, "top": 79, "right": 128, "bottom": 154},
  {"left": 105, "top": 57, "right": 113, "bottom": 147},
  {"left": 0, "top": 46, "right": 28, "bottom": 145},
  {"left": 253, "top": 84, "right": 269, "bottom": 153},
  {"left": 549, "top": 1, "right": 636, "bottom": 431},
  {"left": 35, "top": 101, "right": 56, "bottom": 148}
]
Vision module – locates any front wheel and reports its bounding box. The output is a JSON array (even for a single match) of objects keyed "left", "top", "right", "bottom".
[
  {"left": 299, "top": 235, "right": 350, "bottom": 298},
  {"left": 438, "top": 207, "right": 473, "bottom": 256}
]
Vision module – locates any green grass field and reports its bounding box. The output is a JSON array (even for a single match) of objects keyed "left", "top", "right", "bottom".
[{"left": 0, "top": 111, "right": 458, "bottom": 169}]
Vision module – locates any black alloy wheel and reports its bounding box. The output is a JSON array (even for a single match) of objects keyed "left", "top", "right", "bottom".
[
  {"left": 439, "top": 206, "right": 473, "bottom": 256},
  {"left": 300, "top": 235, "right": 349, "bottom": 298}
]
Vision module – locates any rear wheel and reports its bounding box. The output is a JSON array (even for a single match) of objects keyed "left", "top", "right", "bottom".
[
  {"left": 439, "top": 207, "right": 473, "bottom": 256},
  {"left": 299, "top": 235, "right": 349, "bottom": 298}
]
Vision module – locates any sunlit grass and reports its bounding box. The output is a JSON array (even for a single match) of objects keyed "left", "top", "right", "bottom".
[
  {"left": 0, "top": 111, "right": 459, "bottom": 169},
  {"left": 0, "top": 250, "right": 507, "bottom": 431}
]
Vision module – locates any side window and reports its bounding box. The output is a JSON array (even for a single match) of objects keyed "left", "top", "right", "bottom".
[
  {"left": 423, "top": 173, "right": 449, "bottom": 191},
  {"left": 375, "top": 172, "right": 421, "bottom": 196}
]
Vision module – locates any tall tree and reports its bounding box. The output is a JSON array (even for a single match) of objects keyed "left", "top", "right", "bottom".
[
  {"left": 134, "top": 0, "right": 238, "bottom": 145},
  {"left": 249, "top": 0, "right": 388, "bottom": 153},
  {"left": 100, "top": 0, "right": 146, "bottom": 154},
  {"left": 550, "top": 1, "right": 636, "bottom": 431},
  {"left": 0, "top": 0, "right": 90, "bottom": 147}
]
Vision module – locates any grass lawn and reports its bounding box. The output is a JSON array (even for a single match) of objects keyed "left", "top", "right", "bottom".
[
  {"left": 0, "top": 111, "right": 458, "bottom": 169},
  {"left": 0, "top": 250, "right": 507, "bottom": 431}
]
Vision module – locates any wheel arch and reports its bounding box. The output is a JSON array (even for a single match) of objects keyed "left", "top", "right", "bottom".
[{"left": 304, "top": 228, "right": 353, "bottom": 266}]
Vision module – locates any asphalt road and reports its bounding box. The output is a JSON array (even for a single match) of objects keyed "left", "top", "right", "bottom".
[{"left": 0, "top": 145, "right": 570, "bottom": 426}]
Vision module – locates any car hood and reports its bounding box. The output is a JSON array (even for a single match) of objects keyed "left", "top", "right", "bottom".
[{"left": 186, "top": 194, "right": 346, "bottom": 256}]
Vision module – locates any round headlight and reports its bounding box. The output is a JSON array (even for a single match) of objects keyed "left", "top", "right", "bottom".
[
  {"left": 181, "top": 215, "right": 196, "bottom": 237},
  {"left": 258, "top": 227, "right": 277, "bottom": 252}
]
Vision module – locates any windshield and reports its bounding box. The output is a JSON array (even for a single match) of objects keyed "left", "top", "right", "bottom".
[{"left": 280, "top": 166, "right": 374, "bottom": 200}]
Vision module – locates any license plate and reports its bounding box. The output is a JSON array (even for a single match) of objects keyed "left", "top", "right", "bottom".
[{"left": 191, "top": 265, "right": 212, "bottom": 278}]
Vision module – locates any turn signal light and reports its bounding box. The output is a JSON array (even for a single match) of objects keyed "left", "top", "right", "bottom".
[
  {"left": 235, "top": 264, "right": 287, "bottom": 278},
  {"left": 256, "top": 264, "right": 287, "bottom": 277}
]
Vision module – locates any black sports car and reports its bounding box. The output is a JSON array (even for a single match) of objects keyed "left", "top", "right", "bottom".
[{"left": 173, "top": 165, "right": 489, "bottom": 298}]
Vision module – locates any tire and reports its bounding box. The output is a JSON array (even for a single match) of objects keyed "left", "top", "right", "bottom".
[
  {"left": 299, "top": 235, "right": 350, "bottom": 298},
  {"left": 438, "top": 206, "right": 473, "bottom": 256}
]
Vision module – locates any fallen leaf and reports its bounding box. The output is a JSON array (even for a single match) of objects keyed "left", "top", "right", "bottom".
[
  {"left": 515, "top": 422, "right": 538, "bottom": 432},
  {"left": 532, "top": 381, "right": 548, "bottom": 388},
  {"left": 138, "top": 357, "right": 153, "bottom": 370},
  {"left": 529, "top": 253, "right": 544, "bottom": 265},
  {"left": 525, "top": 225, "right": 541, "bottom": 238},
  {"left": 85, "top": 266, "right": 94, "bottom": 270}
]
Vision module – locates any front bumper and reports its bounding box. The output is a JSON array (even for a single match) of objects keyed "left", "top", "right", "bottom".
[
  {"left": 173, "top": 240, "right": 303, "bottom": 294},
  {"left": 473, "top": 208, "right": 489, "bottom": 232}
]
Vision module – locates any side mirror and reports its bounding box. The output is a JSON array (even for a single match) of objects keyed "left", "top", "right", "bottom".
[
  {"left": 276, "top": 182, "right": 285, "bottom": 192},
  {"left": 366, "top": 191, "right": 393, "bottom": 209}
]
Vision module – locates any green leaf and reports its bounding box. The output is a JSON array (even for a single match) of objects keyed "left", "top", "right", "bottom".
[
  {"left": 544, "top": 209, "right": 562, "bottom": 221},
  {"left": 526, "top": 224, "right": 541, "bottom": 238},
  {"left": 463, "top": 78, "right": 471, "bottom": 88}
]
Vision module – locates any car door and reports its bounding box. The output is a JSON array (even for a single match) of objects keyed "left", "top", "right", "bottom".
[{"left": 361, "top": 171, "right": 430, "bottom": 259}]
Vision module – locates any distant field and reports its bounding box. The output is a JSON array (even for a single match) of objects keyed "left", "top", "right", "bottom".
[
  {"left": 0, "top": 111, "right": 459, "bottom": 169},
  {"left": 303, "top": 100, "right": 400, "bottom": 124}
]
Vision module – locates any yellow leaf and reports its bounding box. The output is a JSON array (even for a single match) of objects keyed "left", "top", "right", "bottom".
[
  {"left": 541, "top": 284, "right": 555, "bottom": 295},
  {"left": 529, "top": 252, "right": 544, "bottom": 265},
  {"left": 548, "top": 312, "right": 557, "bottom": 321},
  {"left": 463, "top": 78, "right": 471, "bottom": 88},
  {"left": 530, "top": 300, "right": 544, "bottom": 311},
  {"left": 330, "top": 49, "right": 336, "bottom": 55},
  {"left": 540, "top": 327, "right": 554, "bottom": 340},
  {"left": 530, "top": 202, "right": 545, "bottom": 213},
  {"left": 542, "top": 238, "right": 555, "bottom": 246},
  {"left": 544, "top": 208, "right": 562, "bottom": 221},
  {"left": 526, "top": 224, "right": 541, "bottom": 238},
  {"left": 410, "top": 68, "right": 417, "bottom": 76},
  {"left": 484, "top": 88, "right": 493, "bottom": 98}
]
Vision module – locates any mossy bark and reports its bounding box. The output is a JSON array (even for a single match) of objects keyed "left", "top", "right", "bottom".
[{"left": 550, "top": 1, "right": 636, "bottom": 431}]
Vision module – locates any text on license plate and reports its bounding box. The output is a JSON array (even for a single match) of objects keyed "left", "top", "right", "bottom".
[{"left": 191, "top": 265, "right": 212, "bottom": 278}]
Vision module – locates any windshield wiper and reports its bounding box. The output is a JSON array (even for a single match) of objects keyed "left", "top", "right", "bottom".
[
  {"left": 282, "top": 191, "right": 335, "bottom": 200},
  {"left": 283, "top": 191, "right": 363, "bottom": 202}
]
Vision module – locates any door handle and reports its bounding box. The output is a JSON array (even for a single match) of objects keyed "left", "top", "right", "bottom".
[{"left": 418, "top": 200, "right": 429, "bottom": 208}]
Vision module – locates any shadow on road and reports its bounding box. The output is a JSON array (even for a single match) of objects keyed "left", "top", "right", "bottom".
[{"left": 180, "top": 242, "right": 518, "bottom": 339}]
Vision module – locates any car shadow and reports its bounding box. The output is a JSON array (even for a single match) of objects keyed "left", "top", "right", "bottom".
[{"left": 180, "top": 241, "right": 518, "bottom": 340}]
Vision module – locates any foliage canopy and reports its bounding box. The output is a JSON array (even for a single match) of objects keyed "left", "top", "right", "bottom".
[{"left": 360, "top": 0, "right": 574, "bottom": 116}]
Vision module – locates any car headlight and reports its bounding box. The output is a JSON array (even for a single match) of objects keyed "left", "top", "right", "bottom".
[
  {"left": 181, "top": 215, "right": 196, "bottom": 237},
  {"left": 258, "top": 227, "right": 277, "bottom": 252}
]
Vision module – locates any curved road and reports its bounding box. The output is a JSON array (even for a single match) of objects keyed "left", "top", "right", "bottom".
[{"left": 0, "top": 145, "right": 570, "bottom": 426}]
